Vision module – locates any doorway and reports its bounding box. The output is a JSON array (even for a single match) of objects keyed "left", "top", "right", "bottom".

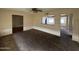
[
  {"left": 12, "top": 15, "right": 23, "bottom": 33},
  {"left": 60, "top": 14, "right": 72, "bottom": 47}
]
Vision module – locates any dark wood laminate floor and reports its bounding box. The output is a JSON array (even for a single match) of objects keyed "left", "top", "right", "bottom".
[
  {"left": 0, "top": 29, "right": 79, "bottom": 51},
  {"left": 0, "top": 35, "right": 19, "bottom": 51},
  {"left": 13, "top": 29, "right": 63, "bottom": 51},
  {"left": 61, "top": 29, "right": 79, "bottom": 50}
]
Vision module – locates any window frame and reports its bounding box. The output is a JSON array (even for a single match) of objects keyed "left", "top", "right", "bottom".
[
  {"left": 60, "top": 15, "right": 68, "bottom": 26},
  {"left": 41, "top": 15, "right": 55, "bottom": 25}
]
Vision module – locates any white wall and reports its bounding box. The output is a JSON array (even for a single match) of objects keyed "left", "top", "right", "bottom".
[
  {"left": 0, "top": 9, "right": 33, "bottom": 36},
  {"left": 32, "top": 9, "right": 79, "bottom": 42},
  {"left": 0, "top": 8, "right": 79, "bottom": 43},
  {"left": 72, "top": 9, "right": 79, "bottom": 42},
  {"left": 32, "top": 9, "right": 75, "bottom": 36}
]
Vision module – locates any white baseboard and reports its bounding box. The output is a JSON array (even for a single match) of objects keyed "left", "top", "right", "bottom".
[
  {"left": 23, "top": 26, "right": 32, "bottom": 31},
  {"left": 72, "top": 35, "right": 79, "bottom": 43},
  {"left": 0, "top": 26, "right": 60, "bottom": 37},
  {"left": 0, "top": 28, "right": 12, "bottom": 37},
  {"left": 0, "top": 26, "right": 32, "bottom": 37},
  {"left": 32, "top": 26, "right": 60, "bottom": 36}
]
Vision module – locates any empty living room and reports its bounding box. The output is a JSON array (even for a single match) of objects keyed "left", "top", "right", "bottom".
[{"left": 0, "top": 8, "right": 79, "bottom": 51}]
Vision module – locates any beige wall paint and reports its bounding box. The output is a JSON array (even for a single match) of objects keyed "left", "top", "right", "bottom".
[
  {"left": 0, "top": 9, "right": 33, "bottom": 36},
  {"left": 0, "top": 8, "right": 79, "bottom": 43},
  {"left": 32, "top": 8, "right": 79, "bottom": 42},
  {"left": 32, "top": 9, "right": 74, "bottom": 36},
  {"left": 32, "top": 13, "right": 60, "bottom": 36},
  {"left": 72, "top": 9, "right": 79, "bottom": 42}
]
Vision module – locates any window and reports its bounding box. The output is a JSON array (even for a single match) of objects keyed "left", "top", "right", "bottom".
[
  {"left": 60, "top": 15, "right": 68, "bottom": 26},
  {"left": 41, "top": 17, "right": 47, "bottom": 24},
  {"left": 42, "top": 16, "right": 55, "bottom": 25},
  {"left": 47, "top": 16, "right": 55, "bottom": 25}
]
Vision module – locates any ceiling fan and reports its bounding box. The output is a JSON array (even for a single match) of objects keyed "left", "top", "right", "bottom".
[{"left": 31, "top": 8, "right": 43, "bottom": 13}]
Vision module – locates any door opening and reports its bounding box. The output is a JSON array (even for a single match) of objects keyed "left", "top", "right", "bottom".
[
  {"left": 12, "top": 15, "right": 23, "bottom": 33},
  {"left": 60, "top": 14, "right": 72, "bottom": 45}
]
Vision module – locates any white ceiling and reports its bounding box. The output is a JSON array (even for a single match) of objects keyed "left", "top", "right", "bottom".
[
  {"left": 2, "top": 8, "right": 53, "bottom": 13},
  {"left": 1, "top": 8, "right": 77, "bottom": 14}
]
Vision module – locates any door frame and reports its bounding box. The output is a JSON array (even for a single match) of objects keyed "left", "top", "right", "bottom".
[{"left": 12, "top": 15, "right": 23, "bottom": 33}]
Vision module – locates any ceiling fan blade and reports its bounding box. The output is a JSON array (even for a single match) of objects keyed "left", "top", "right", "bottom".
[{"left": 32, "top": 8, "right": 42, "bottom": 13}]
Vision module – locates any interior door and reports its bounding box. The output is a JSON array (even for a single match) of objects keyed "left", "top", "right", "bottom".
[{"left": 12, "top": 15, "right": 23, "bottom": 33}]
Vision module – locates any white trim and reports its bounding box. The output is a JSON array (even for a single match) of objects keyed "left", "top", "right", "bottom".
[
  {"left": 32, "top": 26, "right": 60, "bottom": 36},
  {"left": 0, "top": 26, "right": 32, "bottom": 37},
  {"left": 72, "top": 35, "right": 79, "bottom": 43},
  {"left": 0, "top": 28, "right": 12, "bottom": 37},
  {"left": 23, "top": 26, "right": 32, "bottom": 31},
  {"left": 0, "top": 26, "right": 60, "bottom": 37}
]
